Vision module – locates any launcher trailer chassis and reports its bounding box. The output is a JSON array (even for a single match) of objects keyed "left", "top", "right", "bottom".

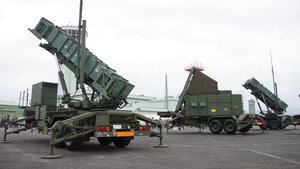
[{"left": 1, "top": 17, "right": 166, "bottom": 158}]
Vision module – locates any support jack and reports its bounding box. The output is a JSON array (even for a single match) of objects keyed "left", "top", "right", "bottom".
[
  {"left": 153, "top": 126, "right": 168, "bottom": 148},
  {"left": 41, "top": 145, "right": 62, "bottom": 159}
]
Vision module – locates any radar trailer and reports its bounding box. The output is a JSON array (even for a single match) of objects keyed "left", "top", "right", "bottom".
[{"left": 158, "top": 67, "right": 263, "bottom": 134}]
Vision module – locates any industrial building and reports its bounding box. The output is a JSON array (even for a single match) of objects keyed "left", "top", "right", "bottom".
[
  {"left": 0, "top": 100, "right": 23, "bottom": 119},
  {"left": 248, "top": 99, "right": 256, "bottom": 114},
  {"left": 123, "top": 95, "right": 178, "bottom": 119}
]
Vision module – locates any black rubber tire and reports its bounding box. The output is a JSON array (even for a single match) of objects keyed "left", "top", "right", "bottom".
[
  {"left": 64, "top": 138, "right": 83, "bottom": 151},
  {"left": 98, "top": 138, "right": 113, "bottom": 146},
  {"left": 113, "top": 137, "right": 131, "bottom": 148},
  {"left": 224, "top": 119, "right": 237, "bottom": 134},
  {"left": 209, "top": 120, "right": 223, "bottom": 134},
  {"left": 63, "top": 127, "right": 83, "bottom": 151},
  {"left": 239, "top": 125, "right": 251, "bottom": 133},
  {"left": 54, "top": 128, "right": 65, "bottom": 148},
  {"left": 269, "top": 120, "right": 280, "bottom": 130}
]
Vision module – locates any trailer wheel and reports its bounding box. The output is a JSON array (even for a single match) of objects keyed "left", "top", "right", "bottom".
[
  {"left": 63, "top": 126, "right": 83, "bottom": 151},
  {"left": 64, "top": 138, "right": 83, "bottom": 151},
  {"left": 113, "top": 137, "right": 131, "bottom": 148},
  {"left": 97, "top": 138, "right": 113, "bottom": 145},
  {"left": 54, "top": 128, "right": 65, "bottom": 148},
  {"left": 209, "top": 120, "right": 223, "bottom": 134},
  {"left": 239, "top": 125, "right": 251, "bottom": 133},
  {"left": 224, "top": 119, "right": 237, "bottom": 134},
  {"left": 269, "top": 120, "right": 280, "bottom": 130}
]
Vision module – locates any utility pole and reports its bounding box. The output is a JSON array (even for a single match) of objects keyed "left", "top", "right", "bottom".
[
  {"left": 165, "top": 74, "right": 169, "bottom": 111},
  {"left": 18, "top": 92, "right": 22, "bottom": 106},
  {"left": 26, "top": 88, "right": 29, "bottom": 106}
]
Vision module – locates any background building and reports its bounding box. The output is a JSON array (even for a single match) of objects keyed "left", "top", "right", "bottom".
[
  {"left": 248, "top": 99, "right": 256, "bottom": 114},
  {"left": 0, "top": 100, "right": 23, "bottom": 119},
  {"left": 123, "top": 95, "right": 178, "bottom": 119}
]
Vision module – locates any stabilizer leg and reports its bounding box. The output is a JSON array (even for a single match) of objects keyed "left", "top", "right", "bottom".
[{"left": 153, "top": 126, "right": 168, "bottom": 148}]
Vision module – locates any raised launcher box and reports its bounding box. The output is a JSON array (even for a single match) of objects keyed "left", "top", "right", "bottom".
[
  {"left": 243, "top": 77, "right": 288, "bottom": 113},
  {"left": 29, "top": 17, "right": 134, "bottom": 103},
  {"left": 31, "top": 82, "right": 58, "bottom": 110}
]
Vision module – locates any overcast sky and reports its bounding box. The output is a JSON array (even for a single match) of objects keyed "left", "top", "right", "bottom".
[{"left": 0, "top": 0, "right": 299, "bottom": 114}]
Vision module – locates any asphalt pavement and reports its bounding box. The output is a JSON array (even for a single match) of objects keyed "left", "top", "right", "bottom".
[{"left": 0, "top": 126, "right": 300, "bottom": 169}]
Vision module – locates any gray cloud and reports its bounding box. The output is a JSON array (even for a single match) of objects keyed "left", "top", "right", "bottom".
[{"left": 0, "top": 0, "right": 299, "bottom": 114}]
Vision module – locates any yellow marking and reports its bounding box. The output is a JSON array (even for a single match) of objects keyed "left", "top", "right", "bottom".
[{"left": 116, "top": 131, "right": 134, "bottom": 137}]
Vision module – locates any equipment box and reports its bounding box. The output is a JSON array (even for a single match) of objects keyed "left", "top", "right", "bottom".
[{"left": 31, "top": 82, "right": 57, "bottom": 107}]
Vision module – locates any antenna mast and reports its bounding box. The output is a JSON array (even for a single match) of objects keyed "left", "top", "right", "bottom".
[
  {"left": 270, "top": 51, "right": 280, "bottom": 111},
  {"left": 76, "top": 0, "right": 88, "bottom": 100},
  {"left": 270, "top": 51, "right": 278, "bottom": 97}
]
